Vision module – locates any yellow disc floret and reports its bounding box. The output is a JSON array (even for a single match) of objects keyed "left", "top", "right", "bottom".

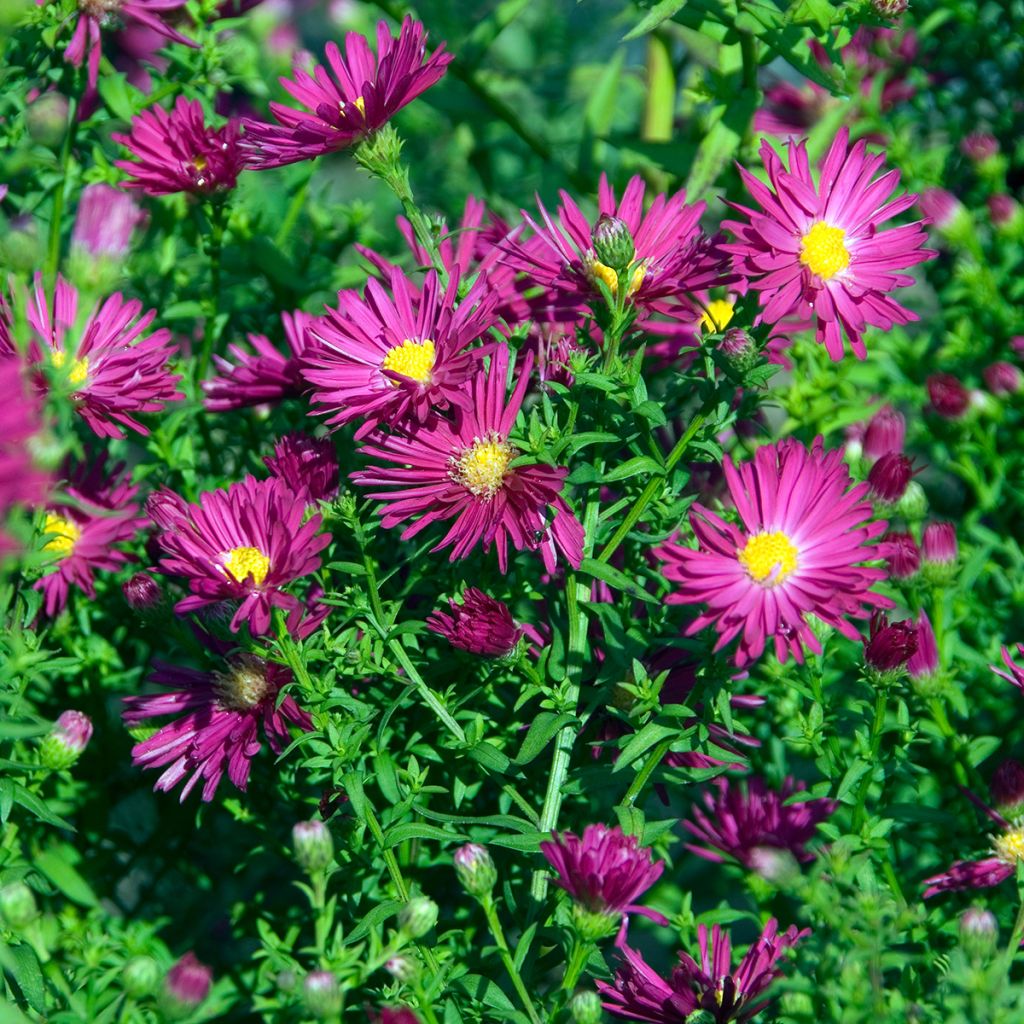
[
  {"left": 221, "top": 546, "right": 271, "bottom": 586},
  {"left": 700, "top": 299, "right": 736, "bottom": 333},
  {"left": 738, "top": 530, "right": 799, "bottom": 586},
  {"left": 51, "top": 349, "right": 90, "bottom": 387},
  {"left": 382, "top": 339, "right": 437, "bottom": 385},
  {"left": 43, "top": 514, "right": 81, "bottom": 556},
  {"left": 799, "top": 221, "right": 850, "bottom": 280},
  {"left": 451, "top": 433, "right": 517, "bottom": 500},
  {"left": 214, "top": 655, "right": 270, "bottom": 711},
  {"left": 586, "top": 255, "right": 647, "bottom": 298},
  {"left": 994, "top": 823, "right": 1024, "bottom": 865}
]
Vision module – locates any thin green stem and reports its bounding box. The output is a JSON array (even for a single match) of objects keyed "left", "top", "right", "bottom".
[
  {"left": 363, "top": 803, "right": 410, "bottom": 902},
  {"left": 481, "top": 895, "right": 543, "bottom": 1024},
  {"left": 623, "top": 738, "right": 673, "bottom": 806},
  {"left": 1005, "top": 884, "right": 1024, "bottom": 966},
  {"left": 46, "top": 92, "right": 80, "bottom": 284},
  {"left": 853, "top": 686, "right": 888, "bottom": 830},
  {"left": 198, "top": 201, "right": 227, "bottom": 381},
  {"left": 274, "top": 164, "right": 314, "bottom": 249},
  {"left": 561, "top": 937, "right": 591, "bottom": 994}
]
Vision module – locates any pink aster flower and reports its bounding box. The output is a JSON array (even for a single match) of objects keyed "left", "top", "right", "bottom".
[
  {"left": 500, "top": 174, "right": 732, "bottom": 322},
  {"left": 264, "top": 432, "right": 339, "bottom": 506},
  {"left": 723, "top": 127, "right": 935, "bottom": 360},
  {"left": 36, "top": 454, "right": 145, "bottom": 616},
  {"left": 540, "top": 824, "right": 667, "bottom": 926},
  {"left": 150, "top": 475, "right": 330, "bottom": 635},
  {"left": 303, "top": 268, "right": 497, "bottom": 437},
  {"left": 123, "top": 631, "right": 313, "bottom": 802},
  {"left": 907, "top": 609, "right": 938, "bottom": 680},
  {"left": 598, "top": 919, "right": 807, "bottom": 1024},
  {"left": 71, "top": 183, "right": 144, "bottom": 259},
  {"left": 351, "top": 345, "right": 584, "bottom": 573},
  {"left": 204, "top": 309, "right": 316, "bottom": 412},
  {"left": 683, "top": 776, "right": 836, "bottom": 867},
  {"left": 113, "top": 96, "right": 247, "bottom": 196},
  {"left": 162, "top": 952, "right": 212, "bottom": 1012},
  {"left": 655, "top": 438, "right": 892, "bottom": 667},
  {"left": 426, "top": 588, "right": 530, "bottom": 657},
  {"left": 10, "top": 273, "right": 182, "bottom": 439},
  {"left": 242, "top": 17, "right": 452, "bottom": 170}
]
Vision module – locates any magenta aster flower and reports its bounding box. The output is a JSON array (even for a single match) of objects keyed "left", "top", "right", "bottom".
[
  {"left": 863, "top": 611, "right": 918, "bottom": 671},
  {"left": 151, "top": 476, "right": 330, "bottom": 635},
  {"left": 114, "top": 96, "right": 247, "bottom": 196},
  {"left": 992, "top": 643, "right": 1024, "bottom": 695},
  {"left": 303, "top": 268, "right": 497, "bottom": 437},
  {"left": 683, "top": 776, "right": 836, "bottom": 867},
  {"left": 204, "top": 310, "right": 316, "bottom": 412},
  {"left": 906, "top": 610, "right": 938, "bottom": 680},
  {"left": 264, "top": 433, "right": 339, "bottom": 506},
  {"left": 12, "top": 273, "right": 182, "bottom": 439},
  {"left": 862, "top": 405, "right": 905, "bottom": 461},
  {"left": 540, "top": 824, "right": 667, "bottom": 926},
  {"left": 426, "top": 588, "right": 526, "bottom": 657},
  {"left": 123, "top": 633, "right": 313, "bottom": 802},
  {"left": 351, "top": 346, "right": 584, "bottom": 573},
  {"left": 598, "top": 919, "right": 807, "bottom": 1024},
  {"left": 884, "top": 530, "right": 919, "bottom": 579},
  {"left": 723, "top": 128, "right": 935, "bottom": 360},
  {"left": 655, "top": 438, "right": 892, "bottom": 667},
  {"left": 242, "top": 17, "right": 452, "bottom": 170},
  {"left": 71, "top": 183, "right": 144, "bottom": 259},
  {"left": 500, "top": 174, "right": 731, "bottom": 322},
  {"left": 36, "top": 454, "right": 145, "bottom": 616}
]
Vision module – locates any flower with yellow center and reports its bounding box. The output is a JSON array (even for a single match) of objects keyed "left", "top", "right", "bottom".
[
  {"left": 799, "top": 221, "right": 851, "bottom": 280},
  {"left": 737, "top": 530, "right": 799, "bottom": 587},
  {"left": 43, "top": 513, "right": 81, "bottom": 556},
  {"left": 700, "top": 299, "right": 736, "bottom": 333},
  {"left": 220, "top": 546, "right": 271, "bottom": 586},
  {"left": 994, "top": 823, "right": 1024, "bottom": 865},
  {"left": 586, "top": 255, "right": 647, "bottom": 299},
  {"left": 213, "top": 655, "right": 271, "bottom": 711},
  {"left": 381, "top": 338, "right": 436, "bottom": 385},
  {"left": 340, "top": 96, "right": 366, "bottom": 118},
  {"left": 451, "top": 433, "right": 517, "bottom": 500},
  {"left": 51, "top": 348, "right": 90, "bottom": 387}
]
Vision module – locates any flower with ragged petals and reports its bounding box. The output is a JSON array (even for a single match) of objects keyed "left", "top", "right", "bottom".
[
  {"left": 655, "top": 438, "right": 892, "bottom": 667},
  {"left": 114, "top": 96, "right": 246, "bottom": 196},
  {"left": 683, "top": 776, "right": 836, "bottom": 867},
  {"left": 264, "top": 433, "right": 339, "bottom": 506},
  {"left": 204, "top": 310, "right": 317, "bottom": 412},
  {"left": 598, "top": 919, "right": 807, "bottom": 1024},
  {"left": 723, "top": 127, "right": 935, "bottom": 360},
  {"left": 500, "top": 173, "right": 732, "bottom": 322},
  {"left": 242, "top": 17, "right": 452, "bottom": 169},
  {"left": 303, "top": 268, "right": 497, "bottom": 437},
  {"left": 35, "top": 454, "right": 145, "bottom": 616},
  {"left": 123, "top": 633, "right": 313, "bottom": 802},
  {"left": 351, "top": 346, "right": 584, "bottom": 573},
  {"left": 426, "top": 588, "right": 525, "bottom": 657},
  {"left": 151, "top": 475, "right": 330, "bottom": 635}
]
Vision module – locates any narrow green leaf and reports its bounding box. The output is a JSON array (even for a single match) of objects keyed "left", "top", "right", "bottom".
[
  {"left": 34, "top": 850, "right": 98, "bottom": 907},
  {"left": 512, "top": 712, "right": 577, "bottom": 766}
]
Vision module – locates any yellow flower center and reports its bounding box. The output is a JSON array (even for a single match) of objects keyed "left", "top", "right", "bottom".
[
  {"left": 382, "top": 338, "right": 436, "bottom": 385},
  {"left": 214, "top": 655, "right": 270, "bottom": 711},
  {"left": 737, "top": 530, "right": 799, "bottom": 586},
  {"left": 192, "top": 155, "right": 208, "bottom": 171},
  {"left": 354, "top": 95, "right": 366, "bottom": 116},
  {"left": 51, "top": 348, "right": 89, "bottom": 387},
  {"left": 221, "top": 546, "right": 271, "bottom": 586},
  {"left": 587, "top": 257, "right": 646, "bottom": 298},
  {"left": 43, "top": 513, "right": 81, "bottom": 556},
  {"left": 700, "top": 299, "right": 736, "bottom": 333},
  {"left": 799, "top": 221, "right": 850, "bottom": 280},
  {"left": 451, "top": 433, "right": 517, "bottom": 500},
  {"left": 994, "top": 823, "right": 1024, "bottom": 865}
]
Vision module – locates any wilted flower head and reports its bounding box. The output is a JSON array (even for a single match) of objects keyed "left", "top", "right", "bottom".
[
  {"left": 264, "top": 433, "right": 340, "bottom": 506},
  {"left": 162, "top": 952, "right": 212, "bottom": 1014},
  {"left": 927, "top": 373, "right": 970, "bottom": 419},
  {"left": 884, "top": 530, "right": 920, "bottom": 579},
  {"left": 862, "top": 405, "right": 905, "bottom": 460},
  {"left": 863, "top": 612, "right": 918, "bottom": 673},
  {"left": 426, "top": 588, "right": 525, "bottom": 657},
  {"left": 114, "top": 97, "right": 247, "bottom": 196}
]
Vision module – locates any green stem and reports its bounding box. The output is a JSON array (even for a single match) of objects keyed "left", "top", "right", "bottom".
[
  {"left": 198, "top": 201, "right": 227, "bottom": 381},
  {"left": 310, "top": 869, "right": 330, "bottom": 965},
  {"left": 852, "top": 687, "right": 888, "bottom": 829},
  {"left": 412, "top": 977, "right": 442, "bottom": 1024},
  {"left": 623, "top": 739, "right": 673, "bottom": 806},
  {"left": 274, "top": 163, "right": 314, "bottom": 249},
  {"left": 363, "top": 803, "right": 410, "bottom": 902},
  {"left": 561, "top": 937, "right": 591, "bottom": 993},
  {"left": 46, "top": 92, "right": 80, "bottom": 284},
  {"left": 481, "top": 895, "right": 543, "bottom": 1024},
  {"left": 1005, "top": 885, "right": 1024, "bottom": 964}
]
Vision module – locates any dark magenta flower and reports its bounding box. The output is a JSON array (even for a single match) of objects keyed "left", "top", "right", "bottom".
[
  {"left": 122, "top": 571, "right": 162, "bottom": 612},
  {"left": 683, "top": 776, "right": 836, "bottom": 867},
  {"left": 123, "top": 634, "right": 313, "bottom": 801},
  {"left": 927, "top": 373, "right": 970, "bottom": 418},
  {"left": 863, "top": 612, "right": 918, "bottom": 671},
  {"left": 242, "top": 17, "right": 452, "bottom": 169},
  {"left": 921, "top": 521, "right": 957, "bottom": 566},
  {"left": 983, "top": 361, "right": 1022, "bottom": 396},
  {"left": 114, "top": 97, "right": 246, "bottom": 196},
  {"left": 884, "top": 531, "right": 920, "bottom": 579},
  {"left": 263, "top": 433, "right": 339, "bottom": 506},
  {"left": 597, "top": 919, "right": 807, "bottom": 1024},
  {"left": 867, "top": 452, "right": 917, "bottom": 503},
  {"left": 150, "top": 475, "right": 330, "bottom": 635},
  {"left": 862, "top": 405, "right": 905, "bottom": 461},
  {"left": 426, "top": 588, "right": 541, "bottom": 657}
]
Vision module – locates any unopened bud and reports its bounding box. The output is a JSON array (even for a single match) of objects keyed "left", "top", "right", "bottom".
[
  {"left": 26, "top": 91, "right": 70, "bottom": 148},
  {"left": 868, "top": 452, "right": 916, "bottom": 504},
  {"left": 749, "top": 845, "right": 801, "bottom": 886},
  {"left": 885, "top": 532, "right": 920, "bottom": 580},
  {"left": 920, "top": 189, "right": 972, "bottom": 244},
  {"left": 983, "top": 361, "right": 1022, "bottom": 396},
  {"left": 927, "top": 373, "right": 970, "bottom": 420},
  {"left": 123, "top": 572, "right": 162, "bottom": 612},
  {"left": 303, "top": 971, "right": 342, "bottom": 1019},
  {"left": 991, "top": 760, "right": 1024, "bottom": 819},
  {"left": 863, "top": 405, "right": 905, "bottom": 460},
  {"left": 571, "top": 904, "right": 619, "bottom": 942},
  {"left": 921, "top": 522, "right": 958, "bottom": 584},
  {"left": 161, "top": 952, "right": 212, "bottom": 1018},
  {"left": 959, "top": 907, "right": 998, "bottom": 960},
  {"left": 591, "top": 215, "right": 635, "bottom": 272},
  {"left": 292, "top": 820, "right": 334, "bottom": 873},
  {"left": 0, "top": 881, "right": 38, "bottom": 929},
  {"left": 385, "top": 955, "right": 419, "bottom": 983},
  {"left": 895, "top": 480, "right": 928, "bottom": 521},
  {"left": 39, "top": 710, "right": 93, "bottom": 769},
  {"left": 871, "top": 0, "right": 907, "bottom": 17},
  {"left": 453, "top": 843, "right": 497, "bottom": 897},
  {"left": 122, "top": 956, "right": 160, "bottom": 998},
  {"left": 863, "top": 613, "right": 918, "bottom": 677},
  {"left": 0, "top": 214, "right": 41, "bottom": 273},
  {"left": 398, "top": 896, "right": 438, "bottom": 938},
  {"left": 719, "top": 327, "right": 758, "bottom": 370},
  {"left": 570, "top": 990, "right": 604, "bottom": 1024}
]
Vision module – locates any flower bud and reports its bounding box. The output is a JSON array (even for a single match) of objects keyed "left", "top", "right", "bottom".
[
  {"left": 868, "top": 452, "right": 916, "bottom": 504},
  {"left": 863, "top": 613, "right": 918, "bottom": 676},
  {"left": 987, "top": 194, "right": 1022, "bottom": 233},
  {"left": 378, "top": 1007, "right": 422, "bottom": 1024},
  {"left": 921, "top": 521, "right": 957, "bottom": 584},
  {"left": 0, "top": 214, "right": 41, "bottom": 273},
  {"left": 591, "top": 215, "right": 635, "bottom": 272},
  {"left": 384, "top": 955, "right": 419, "bottom": 983},
  {"left": 983, "top": 361, "right": 1022, "bottom": 396},
  {"left": 959, "top": 907, "right": 998, "bottom": 960},
  {"left": 871, "top": 0, "right": 907, "bottom": 17},
  {"left": 719, "top": 327, "right": 758, "bottom": 370},
  {"left": 303, "top": 971, "right": 343, "bottom": 1019},
  {"left": 895, "top": 480, "right": 928, "bottom": 521},
  {"left": 161, "top": 952, "right": 212, "bottom": 1018},
  {"left": 292, "top": 820, "right": 335, "bottom": 874},
  {"left": 749, "top": 845, "right": 801, "bottom": 886},
  {"left": 960, "top": 132, "right": 998, "bottom": 165},
  {"left": 39, "top": 710, "right": 93, "bottom": 769},
  {"left": 906, "top": 611, "right": 939, "bottom": 683},
  {"left": 453, "top": 843, "right": 497, "bottom": 898},
  {"left": 570, "top": 990, "right": 604, "bottom": 1024},
  {"left": 122, "top": 955, "right": 161, "bottom": 998},
  {"left": 885, "top": 532, "right": 920, "bottom": 580},
  {"left": 398, "top": 896, "right": 438, "bottom": 938},
  {"left": 0, "top": 880, "right": 38, "bottom": 929},
  {"left": 927, "top": 373, "right": 970, "bottom": 419},
  {"left": 862, "top": 405, "right": 905, "bottom": 461},
  {"left": 991, "top": 760, "right": 1024, "bottom": 819},
  {"left": 920, "top": 189, "right": 972, "bottom": 242},
  {"left": 571, "top": 904, "right": 619, "bottom": 943},
  {"left": 26, "top": 91, "right": 70, "bottom": 148},
  {"left": 123, "top": 572, "right": 162, "bottom": 612}
]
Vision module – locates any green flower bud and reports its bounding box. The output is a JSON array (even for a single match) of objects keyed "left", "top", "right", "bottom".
[
  {"left": 398, "top": 896, "right": 438, "bottom": 938},
  {"left": 39, "top": 710, "right": 93, "bottom": 770},
  {"left": 26, "top": 92, "right": 70, "bottom": 149},
  {"left": 303, "top": 971, "right": 343, "bottom": 1019},
  {"left": 895, "top": 480, "right": 927, "bottom": 521},
  {"left": 591, "top": 215, "right": 635, "bottom": 272},
  {"left": 0, "top": 880, "right": 38, "bottom": 929},
  {"left": 453, "top": 843, "right": 497, "bottom": 898},
  {"left": 959, "top": 907, "right": 998, "bottom": 961},
  {"left": 570, "top": 990, "right": 603, "bottom": 1024},
  {"left": 292, "top": 820, "right": 335, "bottom": 874},
  {"left": 571, "top": 904, "right": 619, "bottom": 942},
  {"left": 385, "top": 955, "right": 419, "bottom": 983},
  {"left": 122, "top": 955, "right": 161, "bottom": 998}
]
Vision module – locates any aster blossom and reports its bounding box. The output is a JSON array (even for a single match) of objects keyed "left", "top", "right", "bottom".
[
  {"left": 303, "top": 268, "right": 497, "bottom": 437},
  {"left": 242, "top": 17, "right": 452, "bottom": 170},
  {"left": 114, "top": 96, "right": 247, "bottom": 195},
  {"left": 150, "top": 475, "right": 330, "bottom": 635},
  {"left": 683, "top": 775, "right": 837, "bottom": 867},
  {"left": 656, "top": 438, "right": 892, "bottom": 667},
  {"left": 351, "top": 346, "right": 584, "bottom": 573},
  {"left": 723, "top": 127, "right": 935, "bottom": 360},
  {"left": 36, "top": 454, "right": 146, "bottom": 616},
  {"left": 426, "top": 588, "right": 527, "bottom": 657},
  {"left": 597, "top": 919, "right": 807, "bottom": 1024},
  {"left": 263, "top": 432, "right": 340, "bottom": 506},
  {"left": 123, "top": 634, "right": 313, "bottom": 802},
  {"left": 500, "top": 173, "right": 732, "bottom": 322}
]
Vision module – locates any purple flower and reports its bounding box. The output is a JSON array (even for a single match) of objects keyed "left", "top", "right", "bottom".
[
  {"left": 922, "top": 521, "right": 958, "bottom": 566},
  {"left": 264, "top": 433, "right": 339, "bottom": 506},
  {"left": 867, "top": 452, "right": 917, "bottom": 503},
  {"left": 426, "top": 588, "right": 526, "bottom": 657},
  {"left": 597, "top": 919, "right": 807, "bottom": 1024},
  {"left": 885, "top": 531, "right": 920, "bottom": 579},
  {"left": 927, "top": 373, "right": 970, "bottom": 418},
  {"left": 862, "top": 405, "right": 905, "bottom": 460},
  {"left": 863, "top": 612, "right": 918, "bottom": 671},
  {"left": 123, "top": 633, "right": 313, "bottom": 801},
  {"left": 123, "top": 572, "right": 162, "bottom": 612},
  {"left": 907, "top": 610, "right": 939, "bottom": 680},
  {"left": 71, "top": 183, "right": 144, "bottom": 258},
  {"left": 683, "top": 776, "right": 836, "bottom": 867},
  {"left": 162, "top": 952, "right": 212, "bottom": 1011},
  {"left": 242, "top": 17, "right": 452, "bottom": 169},
  {"left": 983, "top": 361, "right": 1022, "bottom": 396}
]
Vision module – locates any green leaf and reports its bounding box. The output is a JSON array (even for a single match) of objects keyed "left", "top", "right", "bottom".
[
  {"left": 602, "top": 457, "right": 663, "bottom": 483},
  {"left": 512, "top": 713, "right": 577, "bottom": 766},
  {"left": 467, "top": 742, "right": 511, "bottom": 774},
  {"left": 383, "top": 822, "right": 466, "bottom": 848},
  {"left": 624, "top": 0, "right": 690, "bottom": 40},
  {"left": 613, "top": 722, "right": 678, "bottom": 772},
  {"left": 97, "top": 73, "right": 139, "bottom": 122},
  {"left": 835, "top": 758, "right": 872, "bottom": 803},
  {"left": 11, "top": 783, "right": 73, "bottom": 831},
  {"left": 345, "top": 899, "right": 403, "bottom": 945},
  {"left": 0, "top": 943, "right": 46, "bottom": 1014},
  {"left": 34, "top": 849, "right": 98, "bottom": 907},
  {"left": 579, "top": 557, "right": 657, "bottom": 604}
]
